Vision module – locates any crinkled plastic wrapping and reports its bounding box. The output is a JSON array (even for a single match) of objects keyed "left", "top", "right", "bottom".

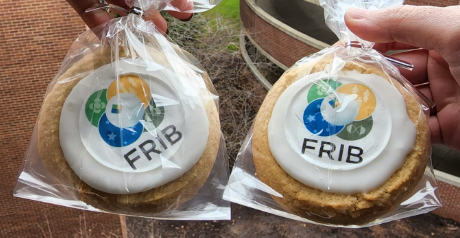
[
  {"left": 14, "top": 11, "right": 230, "bottom": 220},
  {"left": 126, "top": 0, "right": 222, "bottom": 14},
  {"left": 223, "top": 0, "right": 440, "bottom": 227},
  {"left": 321, "top": 0, "right": 403, "bottom": 48}
]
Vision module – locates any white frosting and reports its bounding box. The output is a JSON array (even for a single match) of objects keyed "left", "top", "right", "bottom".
[
  {"left": 59, "top": 59, "right": 210, "bottom": 194},
  {"left": 268, "top": 71, "right": 416, "bottom": 194}
]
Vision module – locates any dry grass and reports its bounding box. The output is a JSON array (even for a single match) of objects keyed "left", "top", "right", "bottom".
[{"left": 164, "top": 14, "right": 282, "bottom": 167}]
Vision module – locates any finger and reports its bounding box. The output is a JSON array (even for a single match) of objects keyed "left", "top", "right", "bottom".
[
  {"left": 437, "top": 103, "right": 460, "bottom": 151},
  {"left": 388, "top": 49, "right": 429, "bottom": 86},
  {"left": 429, "top": 115, "right": 443, "bottom": 145},
  {"left": 373, "top": 42, "right": 419, "bottom": 54},
  {"left": 427, "top": 51, "right": 460, "bottom": 110},
  {"left": 421, "top": 86, "right": 434, "bottom": 102},
  {"left": 167, "top": 0, "right": 194, "bottom": 20},
  {"left": 67, "top": 0, "right": 111, "bottom": 28},
  {"left": 345, "top": 6, "right": 459, "bottom": 55},
  {"left": 143, "top": 9, "right": 168, "bottom": 34},
  {"left": 426, "top": 51, "right": 460, "bottom": 150}
]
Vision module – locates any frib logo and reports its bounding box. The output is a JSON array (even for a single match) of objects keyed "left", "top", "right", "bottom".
[
  {"left": 303, "top": 80, "right": 376, "bottom": 141},
  {"left": 84, "top": 75, "right": 165, "bottom": 148}
]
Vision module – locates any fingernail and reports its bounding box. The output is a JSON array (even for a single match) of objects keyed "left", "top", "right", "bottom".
[
  {"left": 346, "top": 8, "right": 369, "bottom": 20},
  {"left": 180, "top": 13, "right": 194, "bottom": 22}
]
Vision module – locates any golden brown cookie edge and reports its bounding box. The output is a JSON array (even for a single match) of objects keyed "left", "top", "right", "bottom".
[
  {"left": 252, "top": 56, "right": 430, "bottom": 225},
  {"left": 38, "top": 48, "right": 221, "bottom": 214}
]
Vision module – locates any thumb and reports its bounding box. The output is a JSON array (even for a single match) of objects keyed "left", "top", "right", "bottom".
[{"left": 345, "top": 5, "right": 460, "bottom": 81}]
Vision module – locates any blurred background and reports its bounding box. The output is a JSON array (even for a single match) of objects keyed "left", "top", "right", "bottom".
[{"left": 1, "top": 0, "right": 460, "bottom": 237}]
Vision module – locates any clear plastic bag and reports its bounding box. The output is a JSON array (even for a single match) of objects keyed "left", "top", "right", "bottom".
[
  {"left": 125, "top": 0, "right": 221, "bottom": 13},
  {"left": 14, "top": 0, "right": 230, "bottom": 220},
  {"left": 223, "top": 0, "right": 441, "bottom": 227}
]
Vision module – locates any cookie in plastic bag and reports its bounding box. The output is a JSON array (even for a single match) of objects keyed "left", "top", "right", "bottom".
[
  {"left": 224, "top": 0, "right": 440, "bottom": 226},
  {"left": 15, "top": 0, "right": 230, "bottom": 220}
]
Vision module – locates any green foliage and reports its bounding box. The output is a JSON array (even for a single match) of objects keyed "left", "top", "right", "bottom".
[
  {"left": 227, "top": 43, "right": 238, "bottom": 51},
  {"left": 204, "top": 0, "right": 240, "bottom": 21}
]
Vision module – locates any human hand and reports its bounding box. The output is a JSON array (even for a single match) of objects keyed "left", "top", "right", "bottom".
[
  {"left": 345, "top": 5, "right": 460, "bottom": 151},
  {"left": 66, "top": 0, "right": 193, "bottom": 33}
]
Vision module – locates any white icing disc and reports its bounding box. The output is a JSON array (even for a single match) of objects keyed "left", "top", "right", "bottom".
[
  {"left": 59, "top": 59, "right": 210, "bottom": 194},
  {"left": 268, "top": 71, "right": 416, "bottom": 194}
]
